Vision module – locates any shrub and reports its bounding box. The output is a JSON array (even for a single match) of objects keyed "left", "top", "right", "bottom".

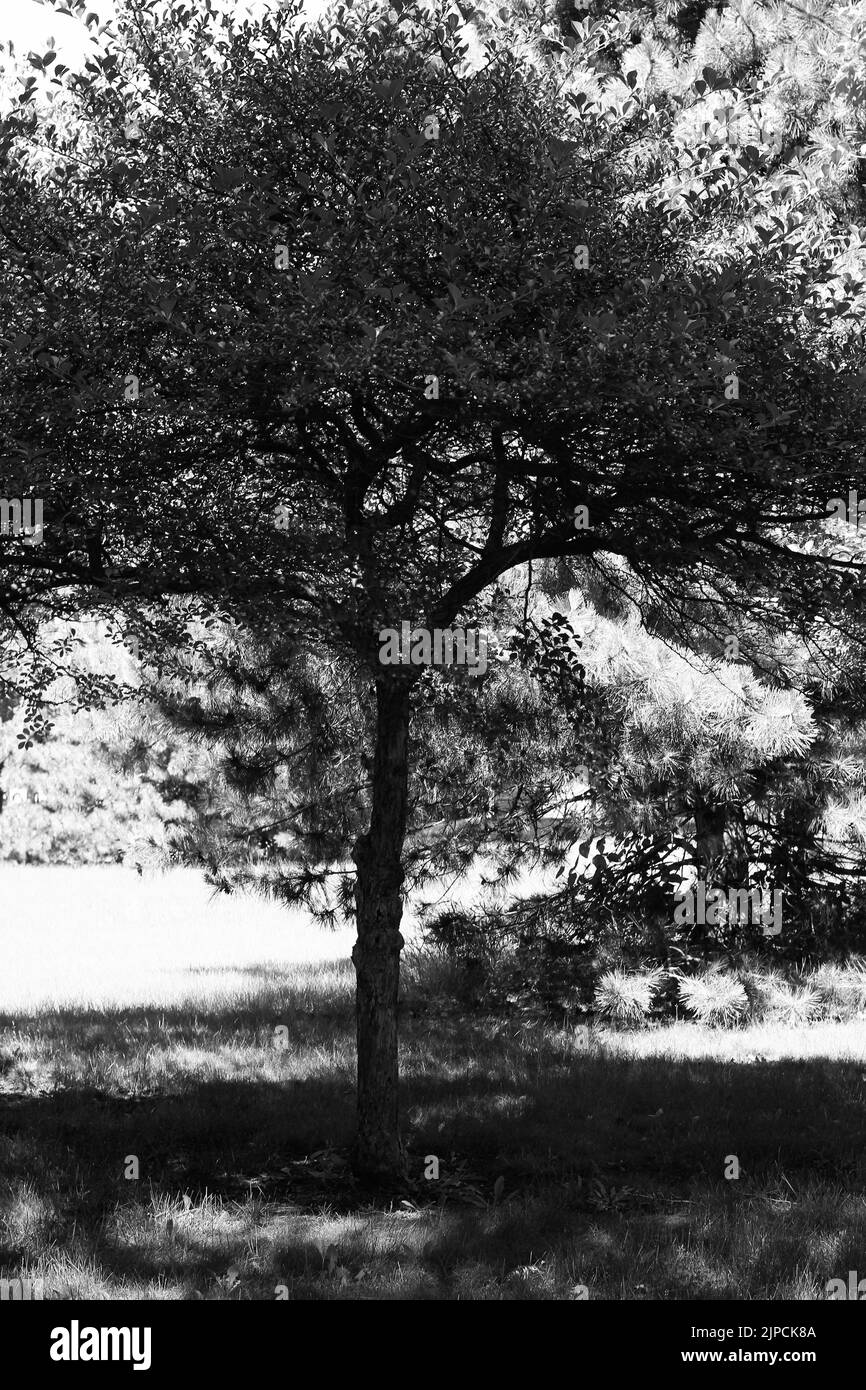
[
  {"left": 739, "top": 966, "right": 820, "bottom": 1024},
  {"left": 811, "top": 960, "right": 866, "bottom": 1019},
  {"left": 766, "top": 983, "right": 821, "bottom": 1025},
  {"left": 676, "top": 968, "right": 748, "bottom": 1026},
  {"left": 401, "top": 942, "right": 478, "bottom": 1009},
  {"left": 739, "top": 966, "right": 786, "bottom": 1021},
  {"left": 593, "top": 969, "right": 663, "bottom": 1027},
  {"left": 422, "top": 907, "right": 505, "bottom": 969}
]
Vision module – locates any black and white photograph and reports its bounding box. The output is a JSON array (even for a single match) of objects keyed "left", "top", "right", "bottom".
[{"left": 0, "top": 0, "right": 864, "bottom": 1360}]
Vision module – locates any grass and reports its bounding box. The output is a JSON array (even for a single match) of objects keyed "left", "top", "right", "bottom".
[{"left": 2, "top": 865, "right": 866, "bottom": 1300}]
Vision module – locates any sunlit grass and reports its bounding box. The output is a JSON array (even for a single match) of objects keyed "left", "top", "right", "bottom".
[{"left": 0, "top": 864, "right": 357, "bottom": 1013}]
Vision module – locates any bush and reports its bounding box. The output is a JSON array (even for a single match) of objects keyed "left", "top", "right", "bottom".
[
  {"left": 420, "top": 898, "right": 866, "bottom": 1029},
  {"left": 421, "top": 902, "right": 594, "bottom": 1014},
  {"left": 593, "top": 969, "right": 663, "bottom": 1027},
  {"left": 738, "top": 967, "right": 818, "bottom": 1024},
  {"left": 811, "top": 960, "right": 866, "bottom": 1019},
  {"left": 676, "top": 968, "right": 749, "bottom": 1026},
  {"left": 767, "top": 983, "right": 821, "bottom": 1025}
]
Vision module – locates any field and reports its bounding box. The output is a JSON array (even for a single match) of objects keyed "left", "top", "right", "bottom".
[{"left": 2, "top": 865, "right": 865, "bottom": 1300}]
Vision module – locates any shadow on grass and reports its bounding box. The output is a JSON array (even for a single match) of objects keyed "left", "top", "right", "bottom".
[{"left": 2, "top": 959, "right": 866, "bottom": 1296}]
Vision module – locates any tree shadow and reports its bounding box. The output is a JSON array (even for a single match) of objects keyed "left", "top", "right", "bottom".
[{"left": 1, "top": 960, "right": 865, "bottom": 1295}]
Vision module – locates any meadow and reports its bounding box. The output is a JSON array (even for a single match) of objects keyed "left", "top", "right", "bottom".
[{"left": 2, "top": 865, "right": 865, "bottom": 1300}]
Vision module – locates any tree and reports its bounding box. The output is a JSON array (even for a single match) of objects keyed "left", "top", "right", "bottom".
[
  {"left": 496, "top": 530, "right": 866, "bottom": 961},
  {"left": 1, "top": 0, "right": 866, "bottom": 1176}
]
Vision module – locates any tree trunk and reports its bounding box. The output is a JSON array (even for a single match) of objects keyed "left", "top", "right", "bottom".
[
  {"left": 692, "top": 792, "right": 726, "bottom": 879},
  {"left": 725, "top": 805, "right": 751, "bottom": 885},
  {"left": 692, "top": 792, "right": 726, "bottom": 960},
  {"left": 351, "top": 676, "right": 412, "bottom": 1181}
]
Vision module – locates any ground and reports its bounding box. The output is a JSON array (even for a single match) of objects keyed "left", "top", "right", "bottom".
[{"left": 1, "top": 865, "right": 864, "bottom": 1300}]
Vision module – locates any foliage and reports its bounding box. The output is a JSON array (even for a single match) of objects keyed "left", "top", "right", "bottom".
[
  {"left": 741, "top": 972, "right": 821, "bottom": 1024},
  {"left": 808, "top": 958, "right": 866, "bottom": 1018},
  {"left": 675, "top": 965, "right": 749, "bottom": 1025},
  {"left": 483, "top": 581, "right": 866, "bottom": 960},
  {"left": 593, "top": 966, "right": 663, "bottom": 1026},
  {"left": 0, "top": 620, "right": 224, "bottom": 864},
  {"left": 0, "top": 0, "right": 864, "bottom": 775}
]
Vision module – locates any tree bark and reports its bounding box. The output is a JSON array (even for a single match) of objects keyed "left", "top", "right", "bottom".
[
  {"left": 725, "top": 804, "right": 751, "bottom": 885},
  {"left": 691, "top": 791, "right": 726, "bottom": 959},
  {"left": 692, "top": 791, "right": 726, "bottom": 878},
  {"left": 351, "top": 676, "right": 412, "bottom": 1181}
]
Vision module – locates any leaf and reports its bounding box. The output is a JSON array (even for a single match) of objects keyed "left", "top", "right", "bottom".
[
  {"left": 213, "top": 165, "right": 246, "bottom": 190},
  {"left": 493, "top": 1174, "right": 505, "bottom": 1203},
  {"left": 548, "top": 136, "right": 579, "bottom": 161}
]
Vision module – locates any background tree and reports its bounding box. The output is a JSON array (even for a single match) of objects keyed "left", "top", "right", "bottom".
[{"left": 0, "top": 617, "right": 221, "bottom": 864}]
